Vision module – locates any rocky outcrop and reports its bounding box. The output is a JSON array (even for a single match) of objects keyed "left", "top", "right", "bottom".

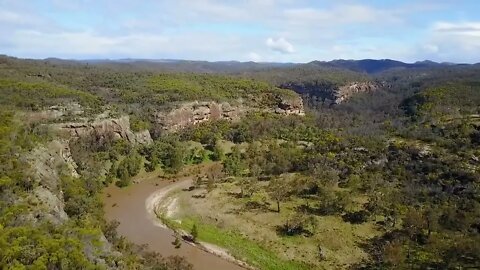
[
  {"left": 24, "top": 139, "right": 120, "bottom": 267},
  {"left": 154, "top": 98, "right": 305, "bottom": 133},
  {"left": 25, "top": 140, "right": 78, "bottom": 223},
  {"left": 52, "top": 116, "right": 153, "bottom": 145},
  {"left": 335, "top": 82, "right": 381, "bottom": 103},
  {"left": 154, "top": 101, "right": 245, "bottom": 133},
  {"left": 281, "top": 81, "right": 384, "bottom": 105},
  {"left": 274, "top": 97, "right": 305, "bottom": 115}
]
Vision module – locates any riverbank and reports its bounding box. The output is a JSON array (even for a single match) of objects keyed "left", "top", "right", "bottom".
[
  {"left": 155, "top": 176, "right": 381, "bottom": 269},
  {"left": 155, "top": 184, "right": 312, "bottom": 270},
  {"left": 145, "top": 178, "right": 254, "bottom": 270},
  {"left": 102, "top": 169, "right": 246, "bottom": 270}
]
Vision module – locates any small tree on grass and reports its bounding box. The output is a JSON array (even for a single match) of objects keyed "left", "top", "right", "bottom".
[
  {"left": 268, "top": 178, "right": 290, "bottom": 213},
  {"left": 206, "top": 163, "right": 224, "bottom": 193},
  {"left": 239, "top": 177, "right": 258, "bottom": 197},
  {"left": 191, "top": 224, "right": 199, "bottom": 242}
]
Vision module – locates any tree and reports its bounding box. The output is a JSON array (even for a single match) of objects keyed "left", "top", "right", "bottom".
[
  {"left": 126, "top": 152, "right": 142, "bottom": 176},
  {"left": 223, "top": 145, "right": 245, "bottom": 176},
  {"left": 311, "top": 163, "right": 339, "bottom": 188},
  {"left": 268, "top": 178, "right": 290, "bottom": 213},
  {"left": 207, "top": 163, "right": 224, "bottom": 182},
  {"left": 162, "top": 141, "right": 186, "bottom": 174},
  {"left": 191, "top": 224, "right": 198, "bottom": 242},
  {"left": 210, "top": 141, "right": 225, "bottom": 161},
  {"left": 116, "top": 164, "right": 131, "bottom": 187},
  {"left": 278, "top": 212, "right": 317, "bottom": 236},
  {"left": 384, "top": 240, "right": 406, "bottom": 267},
  {"left": 105, "top": 162, "right": 117, "bottom": 184},
  {"left": 239, "top": 177, "right": 258, "bottom": 197}
]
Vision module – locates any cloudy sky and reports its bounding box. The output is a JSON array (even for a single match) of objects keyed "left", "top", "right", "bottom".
[{"left": 1, "top": 0, "right": 479, "bottom": 63}]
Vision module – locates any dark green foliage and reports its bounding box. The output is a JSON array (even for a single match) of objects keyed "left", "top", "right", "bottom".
[
  {"left": 223, "top": 145, "right": 245, "bottom": 177},
  {"left": 130, "top": 114, "right": 152, "bottom": 132},
  {"left": 140, "top": 138, "right": 187, "bottom": 174},
  {"left": 277, "top": 212, "right": 316, "bottom": 236},
  {"left": 191, "top": 224, "right": 198, "bottom": 242},
  {"left": 0, "top": 79, "right": 102, "bottom": 110},
  {"left": 0, "top": 225, "right": 98, "bottom": 269},
  {"left": 210, "top": 141, "right": 225, "bottom": 161},
  {"left": 115, "top": 164, "right": 131, "bottom": 187},
  {"left": 115, "top": 152, "right": 142, "bottom": 187},
  {"left": 342, "top": 210, "right": 370, "bottom": 224},
  {"left": 268, "top": 178, "right": 291, "bottom": 213}
]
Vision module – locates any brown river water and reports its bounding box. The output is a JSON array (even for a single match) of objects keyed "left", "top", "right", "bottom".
[{"left": 102, "top": 175, "right": 245, "bottom": 270}]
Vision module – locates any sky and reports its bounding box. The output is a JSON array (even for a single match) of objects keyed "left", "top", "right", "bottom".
[{"left": 1, "top": 0, "right": 480, "bottom": 63}]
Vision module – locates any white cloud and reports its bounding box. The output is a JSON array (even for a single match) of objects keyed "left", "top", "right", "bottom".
[
  {"left": 246, "top": 52, "right": 262, "bottom": 62},
  {"left": 266, "top": 37, "right": 295, "bottom": 54},
  {"left": 0, "top": 1, "right": 478, "bottom": 63},
  {"left": 433, "top": 22, "right": 480, "bottom": 37},
  {"left": 420, "top": 21, "right": 480, "bottom": 62},
  {"left": 0, "top": 10, "right": 46, "bottom": 27},
  {"left": 284, "top": 4, "right": 402, "bottom": 27},
  {"left": 422, "top": 44, "right": 439, "bottom": 54}
]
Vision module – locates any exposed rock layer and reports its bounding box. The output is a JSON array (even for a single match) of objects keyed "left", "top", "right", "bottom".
[
  {"left": 53, "top": 116, "right": 153, "bottom": 145},
  {"left": 154, "top": 98, "right": 305, "bottom": 133},
  {"left": 281, "top": 81, "right": 383, "bottom": 104},
  {"left": 25, "top": 140, "right": 78, "bottom": 223}
]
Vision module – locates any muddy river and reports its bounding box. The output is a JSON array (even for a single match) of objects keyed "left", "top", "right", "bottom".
[{"left": 102, "top": 174, "right": 244, "bottom": 270}]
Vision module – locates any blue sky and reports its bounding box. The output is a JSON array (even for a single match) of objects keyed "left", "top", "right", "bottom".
[{"left": 1, "top": 0, "right": 479, "bottom": 63}]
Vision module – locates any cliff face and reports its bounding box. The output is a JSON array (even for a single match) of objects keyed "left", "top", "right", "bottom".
[
  {"left": 274, "top": 97, "right": 306, "bottom": 115},
  {"left": 335, "top": 82, "right": 381, "bottom": 103},
  {"left": 25, "top": 140, "right": 78, "bottom": 224},
  {"left": 154, "top": 101, "right": 244, "bottom": 133},
  {"left": 154, "top": 97, "right": 305, "bottom": 133},
  {"left": 281, "top": 81, "right": 383, "bottom": 105},
  {"left": 53, "top": 116, "right": 153, "bottom": 145}
]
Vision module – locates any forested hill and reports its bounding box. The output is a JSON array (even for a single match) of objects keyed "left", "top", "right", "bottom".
[{"left": 75, "top": 57, "right": 475, "bottom": 74}]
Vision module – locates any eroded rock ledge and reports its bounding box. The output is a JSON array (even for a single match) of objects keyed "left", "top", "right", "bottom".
[
  {"left": 281, "top": 81, "right": 384, "bottom": 105},
  {"left": 155, "top": 97, "right": 305, "bottom": 133},
  {"left": 52, "top": 116, "right": 153, "bottom": 145}
]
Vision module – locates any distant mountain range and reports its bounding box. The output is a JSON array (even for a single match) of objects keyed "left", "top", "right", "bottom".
[
  {"left": 2, "top": 55, "right": 476, "bottom": 74},
  {"left": 78, "top": 58, "right": 475, "bottom": 74},
  {"left": 306, "top": 59, "right": 454, "bottom": 74}
]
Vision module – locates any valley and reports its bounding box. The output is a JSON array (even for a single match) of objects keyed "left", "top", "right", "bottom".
[{"left": 0, "top": 55, "right": 479, "bottom": 270}]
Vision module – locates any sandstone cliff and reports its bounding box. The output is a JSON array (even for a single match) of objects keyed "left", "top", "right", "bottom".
[
  {"left": 335, "top": 82, "right": 381, "bottom": 103},
  {"left": 24, "top": 140, "right": 78, "bottom": 223},
  {"left": 281, "top": 81, "right": 383, "bottom": 105},
  {"left": 52, "top": 115, "right": 153, "bottom": 145},
  {"left": 154, "top": 97, "right": 305, "bottom": 133}
]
